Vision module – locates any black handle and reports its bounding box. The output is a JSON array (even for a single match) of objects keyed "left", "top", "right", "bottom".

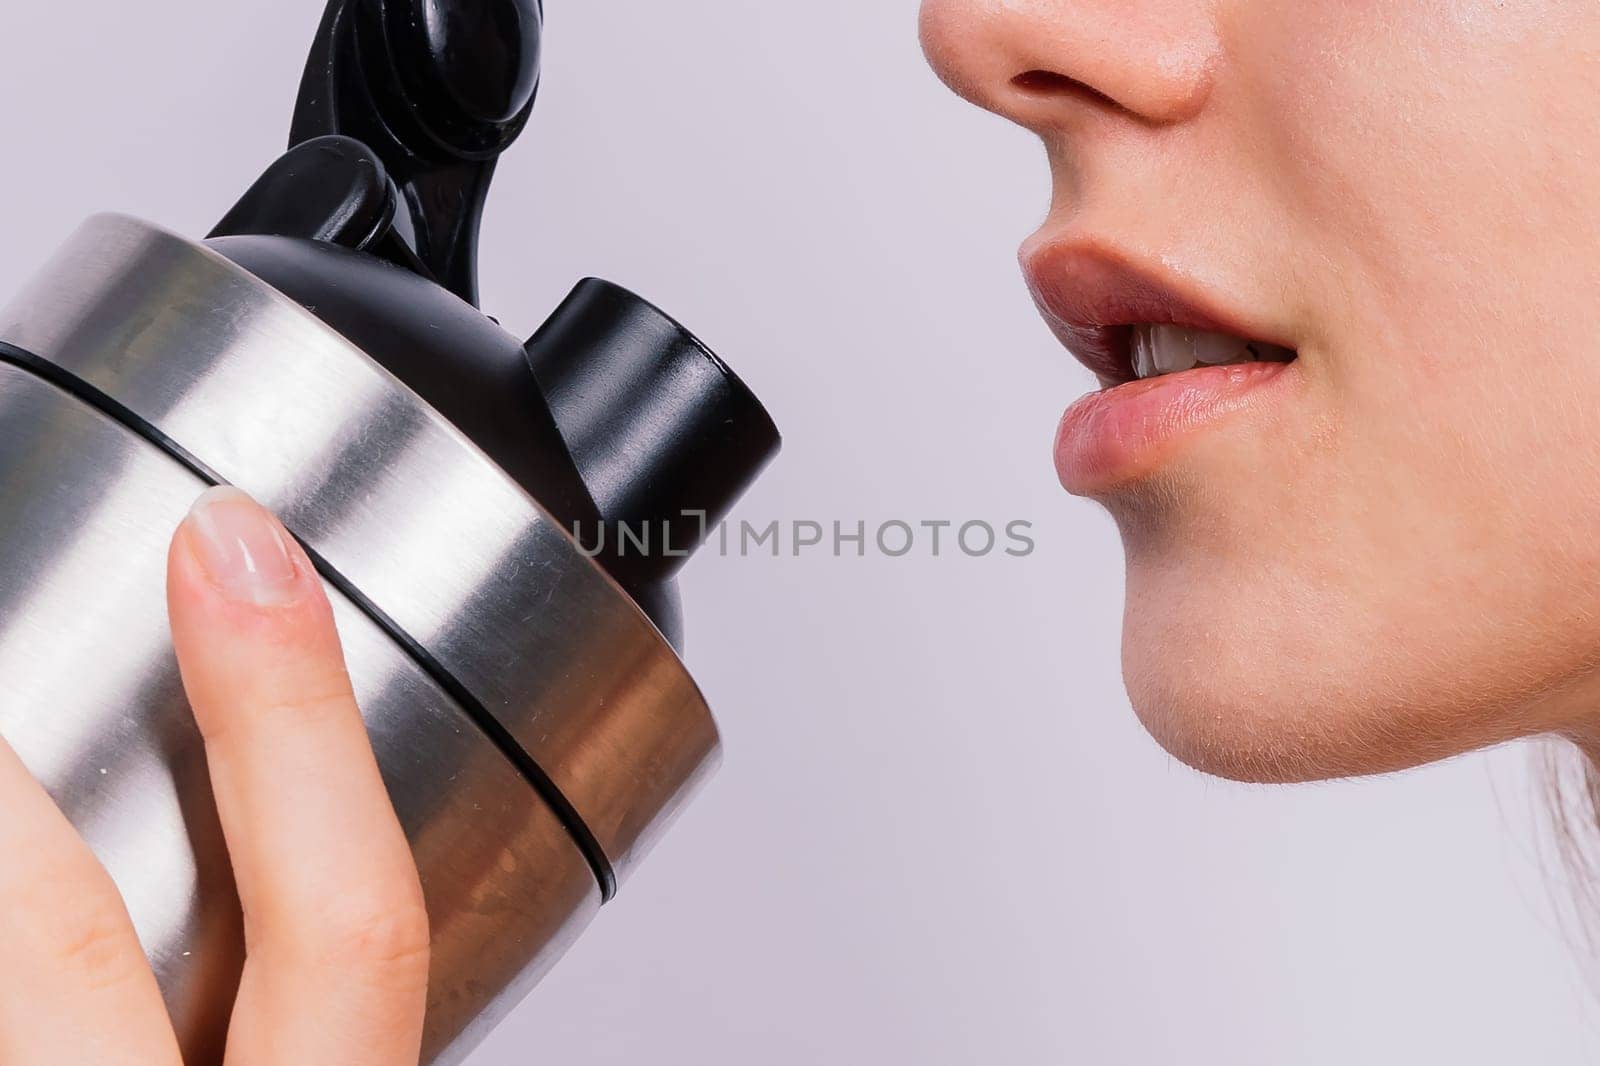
[{"left": 286, "top": 0, "right": 544, "bottom": 305}]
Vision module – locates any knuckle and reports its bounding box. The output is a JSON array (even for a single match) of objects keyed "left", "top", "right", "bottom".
[
  {"left": 8, "top": 860, "right": 143, "bottom": 992},
  {"left": 53, "top": 903, "right": 143, "bottom": 991},
  {"left": 314, "top": 888, "right": 432, "bottom": 977},
  {"left": 199, "top": 682, "right": 358, "bottom": 746},
  {"left": 257, "top": 685, "right": 361, "bottom": 730}
]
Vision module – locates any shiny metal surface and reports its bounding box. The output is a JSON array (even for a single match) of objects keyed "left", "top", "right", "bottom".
[
  {"left": 0, "top": 214, "right": 721, "bottom": 885},
  {"left": 0, "top": 362, "right": 600, "bottom": 1065}
]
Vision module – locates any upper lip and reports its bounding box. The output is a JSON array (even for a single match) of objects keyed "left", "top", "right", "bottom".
[{"left": 1020, "top": 233, "right": 1291, "bottom": 384}]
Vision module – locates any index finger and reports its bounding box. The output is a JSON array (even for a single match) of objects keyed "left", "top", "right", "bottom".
[{"left": 166, "top": 487, "right": 429, "bottom": 1066}]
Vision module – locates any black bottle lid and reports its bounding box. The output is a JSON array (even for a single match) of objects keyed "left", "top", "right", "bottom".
[{"left": 206, "top": 0, "right": 781, "bottom": 647}]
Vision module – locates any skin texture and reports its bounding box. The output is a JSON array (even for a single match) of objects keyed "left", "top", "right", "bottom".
[
  {"left": 920, "top": 0, "right": 1600, "bottom": 781},
  {"left": 0, "top": 488, "right": 428, "bottom": 1063}
]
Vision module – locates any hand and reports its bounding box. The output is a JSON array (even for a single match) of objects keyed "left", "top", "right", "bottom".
[{"left": 0, "top": 487, "right": 430, "bottom": 1065}]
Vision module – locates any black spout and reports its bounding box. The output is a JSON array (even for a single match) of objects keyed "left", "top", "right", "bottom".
[{"left": 526, "top": 280, "right": 782, "bottom": 586}]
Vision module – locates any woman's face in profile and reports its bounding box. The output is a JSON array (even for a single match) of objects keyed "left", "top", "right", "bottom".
[{"left": 922, "top": 1, "right": 1600, "bottom": 781}]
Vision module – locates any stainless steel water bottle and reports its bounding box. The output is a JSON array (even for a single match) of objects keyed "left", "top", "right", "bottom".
[{"left": 0, "top": 2, "right": 780, "bottom": 1062}]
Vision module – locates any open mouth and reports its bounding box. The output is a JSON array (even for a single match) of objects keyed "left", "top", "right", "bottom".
[
  {"left": 1127, "top": 325, "right": 1295, "bottom": 381},
  {"left": 1020, "top": 238, "right": 1302, "bottom": 491}
]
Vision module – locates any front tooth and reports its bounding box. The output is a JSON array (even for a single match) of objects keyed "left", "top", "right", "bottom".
[{"left": 1132, "top": 327, "right": 1157, "bottom": 378}]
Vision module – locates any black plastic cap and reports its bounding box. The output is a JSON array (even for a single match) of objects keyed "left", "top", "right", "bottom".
[{"left": 525, "top": 280, "right": 781, "bottom": 584}]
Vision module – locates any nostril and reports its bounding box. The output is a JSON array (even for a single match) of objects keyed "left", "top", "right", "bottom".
[{"left": 1011, "top": 69, "right": 1126, "bottom": 114}]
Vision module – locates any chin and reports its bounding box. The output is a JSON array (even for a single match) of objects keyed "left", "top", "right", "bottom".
[
  {"left": 1112, "top": 533, "right": 1542, "bottom": 786},
  {"left": 1118, "top": 613, "right": 1363, "bottom": 785},
  {"left": 1119, "top": 654, "right": 1387, "bottom": 786}
]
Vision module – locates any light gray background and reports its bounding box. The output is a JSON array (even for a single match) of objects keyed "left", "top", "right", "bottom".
[{"left": 3, "top": 2, "right": 1599, "bottom": 1063}]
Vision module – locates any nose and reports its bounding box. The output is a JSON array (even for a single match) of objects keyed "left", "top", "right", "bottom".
[{"left": 919, "top": 0, "right": 1220, "bottom": 130}]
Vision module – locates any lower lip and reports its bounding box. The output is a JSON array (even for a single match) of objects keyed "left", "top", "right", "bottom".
[{"left": 1054, "top": 361, "right": 1294, "bottom": 494}]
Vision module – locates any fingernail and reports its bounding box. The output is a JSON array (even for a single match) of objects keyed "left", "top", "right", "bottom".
[{"left": 184, "top": 486, "right": 302, "bottom": 606}]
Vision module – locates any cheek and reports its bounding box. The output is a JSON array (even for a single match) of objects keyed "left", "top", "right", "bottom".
[{"left": 1231, "top": 0, "right": 1600, "bottom": 348}]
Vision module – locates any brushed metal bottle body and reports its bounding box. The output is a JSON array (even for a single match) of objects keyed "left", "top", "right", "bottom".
[{"left": 0, "top": 216, "right": 722, "bottom": 1064}]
